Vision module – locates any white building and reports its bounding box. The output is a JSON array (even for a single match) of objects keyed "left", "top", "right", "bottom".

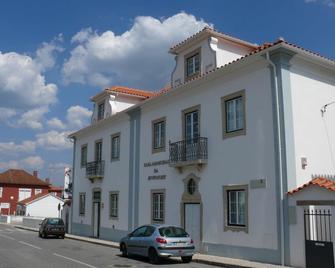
[
  {"left": 69, "top": 27, "right": 335, "bottom": 267},
  {"left": 17, "top": 193, "right": 64, "bottom": 218}
]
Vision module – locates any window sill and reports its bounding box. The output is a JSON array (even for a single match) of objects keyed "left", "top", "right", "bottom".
[
  {"left": 224, "top": 225, "right": 248, "bottom": 233},
  {"left": 152, "top": 147, "right": 165, "bottom": 154},
  {"left": 111, "top": 158, "right": 120, "bottom": 162},
  {"left": 152, "top": 220, "right": 165, "bottom": 224},
  {"left": 185, "top": 73, "right": 200, "bottom": 81},
  {"left": 223, "top": 129, "right": 246, "bottom": 139}
]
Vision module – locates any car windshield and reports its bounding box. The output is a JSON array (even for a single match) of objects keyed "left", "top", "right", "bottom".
[
  {"left": 159, "top": 226, "right": 188, "bottom": 237},
  {"left": 47, "top": 218, "right": 64, "bottom": 225}
]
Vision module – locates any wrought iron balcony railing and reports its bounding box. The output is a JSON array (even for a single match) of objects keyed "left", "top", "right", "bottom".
[
  {"left": 169, "top": 137, "right": 208, "bottom": 167},
  {"left": 86, "top": 161, "right": 105, "bottom": 179}
]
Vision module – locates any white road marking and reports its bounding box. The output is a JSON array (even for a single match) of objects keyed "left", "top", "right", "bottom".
[
  {"left": 6, "top": 228, "right": 13, "bottom": 232},
  {"left": 0, "top": 233, "right": 15, "bottom": 240},
  {"left": 18, "top": 241, "right": 42, "bottom": 250},
  {"left": 53, "top": 253, "right": 98, "bottom": 268}
]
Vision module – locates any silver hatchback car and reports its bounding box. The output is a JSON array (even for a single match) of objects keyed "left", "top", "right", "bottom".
[{"left": 120, "top": 224, "right": 195, "bottom": 264}]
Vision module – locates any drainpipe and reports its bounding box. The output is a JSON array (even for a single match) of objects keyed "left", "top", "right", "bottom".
[
  {"left": 69, "top": 136, "right": 76, "bottom": 234},
  {"left": 265, "top": 52, "right": 285, "bottom": 266}
]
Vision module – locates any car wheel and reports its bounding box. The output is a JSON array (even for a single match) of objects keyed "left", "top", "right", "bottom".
[
  {"left": 148, "top": 248, "right": 159, "bottom": 264},
  {"left": 42, "top": 232, "right": 47, "bottom": 238},
  {"left": 120, "top": 243, "right": 128, "bottom": 257},
  {"left": 61, "top": 235, "right": 65, "bottom": 239},
  {"left": 181, "top": 256, "right": 192, "bottom": 263},
  {"left": 38, "top": 232, "right": 42, "bottom": 238}
]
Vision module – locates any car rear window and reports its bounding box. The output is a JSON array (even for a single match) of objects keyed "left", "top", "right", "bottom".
[
  {"left": 159, "top": 226, "right": 188, "bottom": 237},
  {"left": 47, "top": 218, "right": 64, "bottom": 225}
]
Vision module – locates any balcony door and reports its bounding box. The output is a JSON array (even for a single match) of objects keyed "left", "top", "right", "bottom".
[
  {"left": 95, "top": 140, "right": 102, "bottom": 162},
  {"left": 184, "top": 109, "right": 199, "bottom": 161}
]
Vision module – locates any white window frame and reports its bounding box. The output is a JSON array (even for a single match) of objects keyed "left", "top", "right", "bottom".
[
  {"left": 79, "top": 193, "right": 86, "bottom": 216},
  {"left": 109, "top": 191, "right": 119, "bottom": 219},
  {"left": 151, "top": 190, "right": 165, "bottom": 223},
  {"left": 35, "top": 189, "right": 42, "bottom": 195},
  {"left": 18, "top": 188, "right": 32, "bottom": 201},
  {"left": 81, "top": 144, "right": 87, "bottom": 167},
  {"left": 97, "top": 102, "right": 105, "bottom": 120},
  {"left": 95, "top": 140, "right": 103, "bottom": 162},
  {"left": 111, "top": 133, "right": 120, "bottom": 161},
  {"left": 221, "top": 90, "right": 246, "bottom": 139},
  {"left": 152, "top": 117, "right": 166, "bottom": 153},
  {"left": 0, "top": 187, "right": 3, "bottom": 198},
  {"left": 223, "top": 185, "right": 248, "bottom": 233},
  {"left": 185, "top": 49, "right": 201, "bottom": 79}
]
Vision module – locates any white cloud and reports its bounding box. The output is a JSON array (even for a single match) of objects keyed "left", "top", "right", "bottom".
[
  {"left": 0, "top": 160, "right": 19, "bottom": 169},
  {"left": 0, "top": 108, "right": 16, "bottom": 121},
  {"left": 0, "top": 155, "right": 44, "bottom": 170},
  {"left": 21, "top": 156, "right": 45, "bottom": 170},
  {"left": 305, "top": 0, "right": 335, "bottom": 7},
  {"left": 35, "top": 34, "right": 64, "bottom": 71},
  {"left": 16, "top": 107, "right": 48, "bottom": 130},
  {"left": 62, "top": 12, "right": 211, "bottom": 89},
  {"left": 66, "top": 105, "right": 92, "bottom": 128},
  {"left": 36, "top": 130, "right": 72, "bottom": 150},
  {"left": 47, "top": 117, "right": 66, "bottom": 129},
  {"left": 0, "top": 36, "right": 63, "bottom": 129},
  {"left": 0, "top": 140, "right": 36, "bottom": 155},
  {"left": 47, "top": 105, "right": 92, "bottom": 131},
  {"left": 0, "top": 52, "right": 58, "bottom": 109}
]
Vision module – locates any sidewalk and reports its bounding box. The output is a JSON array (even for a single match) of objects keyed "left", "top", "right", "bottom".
[{"left": 13, "top": 224, "right": 292, "bottom": 268}]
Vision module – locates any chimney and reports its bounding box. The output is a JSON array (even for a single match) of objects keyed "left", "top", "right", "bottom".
[
  {"left": 33, "top": 170, "right": 38, "bottom": 178},
  {"left": 45, "top": 178, "right": 50, "bottom": 184}
]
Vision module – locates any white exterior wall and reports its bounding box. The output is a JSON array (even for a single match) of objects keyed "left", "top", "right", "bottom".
[
  {"left": 25, "top": 195, "right": 64, "bottom": 218},
  {"left": 214, "top": 38, "right": 252, "bottom": 67},
  {"left": 139, "top": 59, "right": 279, "bottom": 251},
  {"left": 289, "top": 57, "right": 335, "bottom": 189},
  {"left": 72, "top": 114, "right": 131, "bottom": 233}
]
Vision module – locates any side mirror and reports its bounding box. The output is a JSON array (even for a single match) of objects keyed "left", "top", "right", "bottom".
[
  {"left": 127, "top": 233, "right": 133, "bottom": 237},
  {"left": 39, "top": 223, "right": 42, "bottom": 226}
]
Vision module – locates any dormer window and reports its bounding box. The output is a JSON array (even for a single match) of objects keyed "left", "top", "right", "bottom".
[
  {"left": 185, "top": 48, "right": 201, "bottom": 80},
  {"left": 97, "top": 102, "right": 105, "bottom": 120}
]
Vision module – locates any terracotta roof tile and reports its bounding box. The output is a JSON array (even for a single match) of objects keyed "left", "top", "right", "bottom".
[
  {"left": 48, "top": 185, "right": 63, "bottom": 192},
  {"left": 169, "top": 26, "right": 257, "bottom": 53},
  {"left": 0, "top": 169, "right": 49, "bottom": 186},
  {"left": 107, "top": 86, "right": 155, "bottom": 99},
  {"left": 287, "top": 177, "right": 335, "bottom": 195},
  {"left": 170, "top": 38, "right": 335, "bottom": 90}
]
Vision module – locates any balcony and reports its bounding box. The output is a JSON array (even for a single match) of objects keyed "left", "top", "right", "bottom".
[
  {"left": 169, "top": 137, "right": 208, "bottom": 169},
  {"left": 86, "top": 161, "right": 105, "bottom": 182}
]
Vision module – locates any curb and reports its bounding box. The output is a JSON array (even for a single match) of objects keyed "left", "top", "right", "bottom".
[{"left": 193, "top": 258, "right": 251, "bottom": 268}]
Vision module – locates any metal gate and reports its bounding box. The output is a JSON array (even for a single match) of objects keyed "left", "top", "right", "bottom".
[{"left": 304, "top": 209, "right": 334, "bottom": 268}]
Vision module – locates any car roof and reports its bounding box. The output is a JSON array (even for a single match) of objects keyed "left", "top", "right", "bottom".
[{"left": 149, "top": 224, "right": 183, "bottom": 228}]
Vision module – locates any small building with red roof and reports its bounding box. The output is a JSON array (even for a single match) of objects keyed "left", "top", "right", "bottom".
[
  {"left": 16, "top": 192, "right": 64, "bottom": 218},
  {"left": 0, "top": 169, "right": 63, "bottom": 215},
  {"left": 288, "top": 177, "right": 335, "bottom": 267}
]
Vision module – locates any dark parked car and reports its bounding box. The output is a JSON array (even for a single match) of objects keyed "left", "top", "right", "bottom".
[
  {"left": 39, "top": 218, "right": 65, "bottom": 239},
  {"left": 120, "top": 224, "right": 194, "bottom": 264}
]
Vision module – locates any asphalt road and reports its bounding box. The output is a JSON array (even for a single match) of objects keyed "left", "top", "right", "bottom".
[{"left": 0, "top": 224, "right": 220, "bottom": 268}]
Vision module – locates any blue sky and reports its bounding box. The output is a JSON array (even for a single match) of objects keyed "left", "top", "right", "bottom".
[{"left": 0, "top": 0, "right": 334, "bottom": 186}]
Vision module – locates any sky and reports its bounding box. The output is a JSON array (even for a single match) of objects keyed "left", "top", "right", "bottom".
[{"left": 0, "top": 0, "right": 334, "bottom": 186}]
